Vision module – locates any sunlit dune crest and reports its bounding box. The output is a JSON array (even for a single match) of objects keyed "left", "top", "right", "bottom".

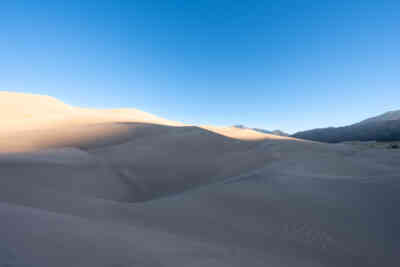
[
  {"left": 0, "top": 91, "right": 294, "bottom": 153},
  {"left": 200, "top": 125, "right": 297, "bottom": 141},
  {"left": 0, "top": 91, "right": 181, "bottom": 127}
]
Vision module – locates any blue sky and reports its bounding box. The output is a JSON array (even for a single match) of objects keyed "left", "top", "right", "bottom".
[{"left": 1, "top": 1, "right": 399, "bottom": 133}]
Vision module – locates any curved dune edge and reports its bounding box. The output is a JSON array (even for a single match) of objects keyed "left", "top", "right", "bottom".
[{"left": 0, "top": 91, "right": 303, "bottom": 202}]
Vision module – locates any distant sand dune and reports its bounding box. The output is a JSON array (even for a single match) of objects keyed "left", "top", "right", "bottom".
[{"left": 0, "top": 91, "right": 290, "bottom": 153}]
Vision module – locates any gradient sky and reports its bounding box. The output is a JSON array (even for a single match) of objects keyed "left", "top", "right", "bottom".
[{"left": 1, "top": 1, "right": 399, "bottom": 133}]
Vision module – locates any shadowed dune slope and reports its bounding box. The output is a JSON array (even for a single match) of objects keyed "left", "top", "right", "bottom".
[{"left": 0, "top": 92, "right": 298, "bottom": 201}]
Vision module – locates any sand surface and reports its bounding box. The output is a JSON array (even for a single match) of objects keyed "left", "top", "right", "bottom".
[{"left": 1, "top": 92, "right": 399, "bottom": 266}]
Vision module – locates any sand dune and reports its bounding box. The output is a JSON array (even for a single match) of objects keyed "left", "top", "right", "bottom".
[
  {"left": 1, "top": 92, "right": 399, "bottom": 266},
  {"left": 0, "top": 91, "right": 285, "bottom": 153}
]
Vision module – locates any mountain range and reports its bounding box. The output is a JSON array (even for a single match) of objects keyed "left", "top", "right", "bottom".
[{"left": 292, "top": 110, "right": 400, "bottom": 143}]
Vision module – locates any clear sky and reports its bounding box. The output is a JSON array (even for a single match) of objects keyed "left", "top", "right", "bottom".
[{"left": 1, "top": 1, "right": 399, "bottom": 133}]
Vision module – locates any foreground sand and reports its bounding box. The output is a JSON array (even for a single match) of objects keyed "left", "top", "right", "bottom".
[{"left": 1, "top": 92, "right": 399, "bottom": 266}]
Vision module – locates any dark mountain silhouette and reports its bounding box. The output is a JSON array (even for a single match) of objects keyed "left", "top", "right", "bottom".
[
  {"left": 358, "top": 110, "right": 400, "bottom": 124},
  {"left": 292, "top": 110, "right": 400, "bottom": 143}
]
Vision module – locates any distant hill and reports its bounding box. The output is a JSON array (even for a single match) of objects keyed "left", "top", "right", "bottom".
[
  {"left": 358, "top": 110, "right": 400, "bottom": 125},
  {"left": 292, "top": 110, "right": 400, "bottom": 143},
  {"left": 233, "top": 125, "right": 289, "bottom": 137}
]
